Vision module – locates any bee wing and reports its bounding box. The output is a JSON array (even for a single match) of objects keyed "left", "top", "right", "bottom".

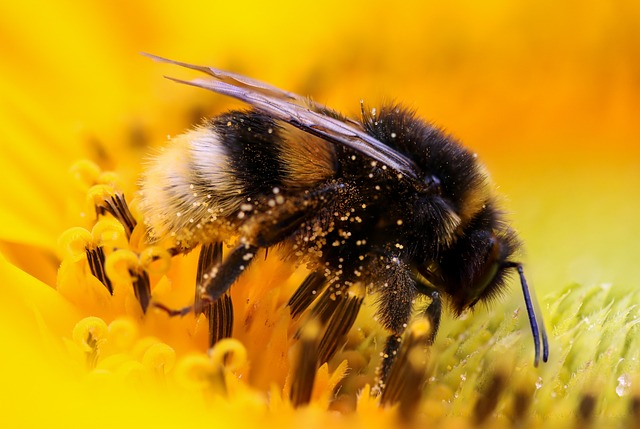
[
  {"left": 146, "top": 54, "right": 421, "bottom": 181},
  {"left": 144, "top": 53, "right": 359, "bottom": 125}
]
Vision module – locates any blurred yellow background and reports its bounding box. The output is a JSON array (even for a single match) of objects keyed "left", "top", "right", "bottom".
[{"left": 1, "top": 0, "right": 638, "bottom": 295}]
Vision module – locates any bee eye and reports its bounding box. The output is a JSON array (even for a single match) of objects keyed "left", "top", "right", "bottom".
[{"left": 473, "top": 234, "right": 501, "bottom": 294}]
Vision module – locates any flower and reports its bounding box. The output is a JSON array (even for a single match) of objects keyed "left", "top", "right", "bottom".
[{"left": 1, "top": 1, "right": 639, "bottom": 427}]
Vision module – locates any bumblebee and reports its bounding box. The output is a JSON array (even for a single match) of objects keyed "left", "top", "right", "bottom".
[{"left": 140, "top": 54, "right": 549, "bottom": 388}]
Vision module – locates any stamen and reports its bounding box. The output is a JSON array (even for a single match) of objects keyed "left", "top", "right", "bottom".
[
  {"left": 105, "top": 249, "right": 152, "bottom": 312},
  {"left": 58, "top": 227, "right": 95, "bottom": 262},
  {"left": 380, "top": 318, "right": 432, "bottom": 421},
  {"left": 507, "top": 370, "right": 537, "bottom": 423},
  {"left": 59, "top": 222, "right": 129, "bottom": 295},
  {"left": 577, "top": 393, "right": 597, "bottom": 427},
  {"left": 141, "top": 343, "right": 176, "bottom": 377},
  {"left": 289, "top": 320, "right": 322, "bottom": 407},
  {"left": 85, "top": 246, "right": 113, "bottom": 294},
  {"left": 317, "top": 284, "right": 364, "bottom": 364},
  {"left": 175, "top": 338, "right": 247, "bottom": 397},
  {"left": 107, "top": 318, "right": 139, "bottom": 351},
  {"left": 209, "top": 338, "right": 247, "bottom": 371},
  {"left": 629, "top": 395, "right": 640, "bottom": 428},
  {"left": 92, "top": 218, "right": 126, "bottom": 246},
  {"left": 288, "top": 271, "right": 326, "bottom": 319},
  {"left": 88, "top": 184, "right": 137, "bottom": 238},
  {"left": 306, "top": 286, "right": 342, "bottom": 327},
  {"left": 139, "top": 246, "right": 172, "bottom": 276},
  {"left": 472, "top": 371, "right": 507, "bottom": 425},
  {"left": 69, "top": 159, "right": 101, "bottom": 189},
  {"left": 72, "top": 317, "right": 108, "bottom": 369}
]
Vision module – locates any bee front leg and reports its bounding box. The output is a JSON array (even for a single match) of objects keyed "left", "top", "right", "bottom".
[
  {"left": 377, "top": 288, "right": 440, "bottom": 406},
  {"left": 371, "top": 256, "right": 418, "bottom": 393}
]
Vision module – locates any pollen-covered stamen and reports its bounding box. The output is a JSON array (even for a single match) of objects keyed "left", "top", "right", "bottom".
[
  {"left": 289, "top": 320, "right": 322, "bottom": 407},
  {"left": 379, "top": 318, "right": 432, "bottom": 417},
  {"left": 288, "top": 271, "right": 327, "bottom": 319},
  {"left": 195, "top": 242, "right": 233, "bottom": 346},
  {"left": 317, "top": 283, "right": 364, "bottom": 364}
]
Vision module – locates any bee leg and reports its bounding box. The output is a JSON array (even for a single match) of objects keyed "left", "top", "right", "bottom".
[
  {"left": 289, "top": 282, "right": 364, "bottom": 407},
  {"left": 197, "top": 184, "right": 341, "bottom": 313},
  {"left": 377, "top": 287, "right": 441, "bottom": 401},
  {"left": 196, "top": 242, "right": 234, "bottom": 346},
  {"left": 198, "top": 243, "right": 259, "bottom": 305},
  {"left": 316, "top": 284, "right": 364, "bottom": 363},
  {"left": 422, "top": 287, "right": 441, "bottom": 345},
  {"left": 373, "top": 258, "right": 419, "bottom": 393},
  {"left": 377, "top": 333, "right": 402, "bottom": 392}
]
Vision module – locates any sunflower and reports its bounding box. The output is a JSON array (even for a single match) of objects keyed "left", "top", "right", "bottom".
[{"left": 1, "top": 1, "right": 639, "bottom": 427}]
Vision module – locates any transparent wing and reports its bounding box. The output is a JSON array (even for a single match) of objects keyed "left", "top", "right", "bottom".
[{"left": 145, "top": 54, "right": 421, "bottom": 181}]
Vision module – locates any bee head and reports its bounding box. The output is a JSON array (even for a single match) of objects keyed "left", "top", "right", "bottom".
[
  {"left": 420, "top": 205, "right": 549, "bottom": 366},
  {"left": 436, "top": 226, "right": 518, "bottom": 316}
]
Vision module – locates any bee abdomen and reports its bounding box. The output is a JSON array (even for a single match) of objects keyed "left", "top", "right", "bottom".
[
  {"left": 139, "top": 110, "right": 336, "bottom": 249},
  {"left": 138, "top": 112, "right": 281, "bottom": 246}
]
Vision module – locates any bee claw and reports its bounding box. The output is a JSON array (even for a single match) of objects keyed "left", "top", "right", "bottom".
[{"left": 153, "top": 302, "right": 194, "bottom": 317}]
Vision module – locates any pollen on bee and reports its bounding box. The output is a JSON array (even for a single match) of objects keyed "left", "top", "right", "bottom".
[
  {"left": 397, "top": 219, "right": 403, "bottom": 225},
  {"left": 391, "top": 132, "right": 397, "bottom": 138}
]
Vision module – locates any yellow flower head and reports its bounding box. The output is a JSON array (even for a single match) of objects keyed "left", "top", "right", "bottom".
[{"left": 1, "top": 1, "right": 639, "bottom": 428}]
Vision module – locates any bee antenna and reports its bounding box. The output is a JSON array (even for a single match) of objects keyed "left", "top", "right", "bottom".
[{"left": 505, "top": 262, "right": 549, "bottom": 366}]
